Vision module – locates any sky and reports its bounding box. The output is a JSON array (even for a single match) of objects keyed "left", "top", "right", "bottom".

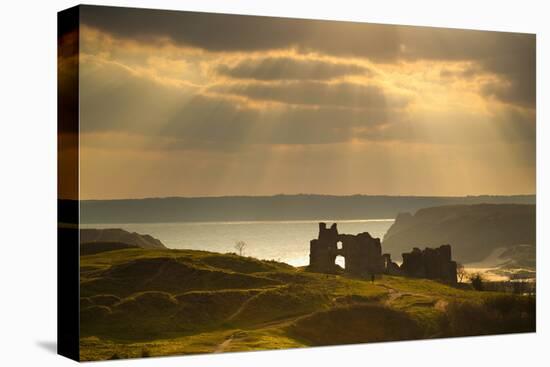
[{"left": 74, "top": 6, "right": 536, "bottom": 199}]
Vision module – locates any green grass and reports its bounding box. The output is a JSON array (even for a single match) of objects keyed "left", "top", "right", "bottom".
[{"left": 79, "top": 248, "right": 535, "bottom": 361}]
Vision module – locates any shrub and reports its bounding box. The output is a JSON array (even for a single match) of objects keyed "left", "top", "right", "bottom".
[
  {"left": 443, "top": 295, "right": 535, "bottom": 337},
  {"left": 469, "top": 273, "right": 484, "bottom": 291}
]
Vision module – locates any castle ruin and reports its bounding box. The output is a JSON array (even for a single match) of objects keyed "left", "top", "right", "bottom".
[
  {"left": 308, "top": 222, "right": 457, "bottom": 283},
  {"left": 400, "top": 245, "right": 457, "bottom": 282},
  {"left": 309, "top": 223, "right": 384, "bottom": 276}
]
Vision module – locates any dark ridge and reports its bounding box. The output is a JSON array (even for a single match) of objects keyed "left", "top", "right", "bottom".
[
  {"left": 80, "top": 228, "right": 166, "bottom": 249},
  {"left": 76, "top": 194, "right": 535, "bottom": 223}
]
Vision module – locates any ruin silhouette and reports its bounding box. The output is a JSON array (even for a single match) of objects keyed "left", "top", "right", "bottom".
[{"left": 308, "top": 222, "right": 457, "bottom": 283}]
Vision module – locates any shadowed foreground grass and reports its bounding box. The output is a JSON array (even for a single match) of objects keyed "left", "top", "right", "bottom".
[{"left": 80, "top": 248, "right": 535, "bottom": 361}]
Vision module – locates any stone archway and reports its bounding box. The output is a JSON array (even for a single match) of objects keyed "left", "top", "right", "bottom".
[{"left": 335, "top": 254, "right": 346, "bottom": 269}]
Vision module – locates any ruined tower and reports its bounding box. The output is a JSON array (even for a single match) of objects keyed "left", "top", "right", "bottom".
[{"left": 309, "top": 222, "right": 385, "bottom": 276}]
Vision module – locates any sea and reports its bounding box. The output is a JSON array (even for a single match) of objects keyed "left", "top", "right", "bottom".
[{"left": 81, "top": 219, "right": 394, "bottom": 267}]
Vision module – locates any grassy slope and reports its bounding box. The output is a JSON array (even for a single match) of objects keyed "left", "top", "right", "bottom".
[{"left": 80, "top": 248, "right": 535, "bottom": 361}]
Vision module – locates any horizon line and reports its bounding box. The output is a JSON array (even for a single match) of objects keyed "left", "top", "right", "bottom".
[{"left": 76, "top": 192, "right": 537, "bottom": 202}]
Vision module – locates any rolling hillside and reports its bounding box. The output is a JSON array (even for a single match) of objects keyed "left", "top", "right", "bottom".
[{"left": 79, "top": 247, "right": 534, "bottom": 361}]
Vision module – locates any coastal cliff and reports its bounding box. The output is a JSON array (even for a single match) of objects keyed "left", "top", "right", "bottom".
[
  {"left": 382, "top": 204, "right": 535, "bottom": 263},
  {"left": 80, "top": 228, "right": 167, "bottom": 250}
]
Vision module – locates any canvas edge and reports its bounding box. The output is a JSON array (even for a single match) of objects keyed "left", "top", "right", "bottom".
[{"left": 57, "top": 4, "right": 81, "bottom": 362}]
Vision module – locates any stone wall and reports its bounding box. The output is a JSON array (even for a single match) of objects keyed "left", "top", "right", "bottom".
[{"left": 400, "top": 245, "right": 457, "bottom": 283}]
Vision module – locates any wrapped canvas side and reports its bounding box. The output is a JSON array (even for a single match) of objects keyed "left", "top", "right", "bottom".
[{"left": 57, "top": 5, "right": 80, "bottom": 362}]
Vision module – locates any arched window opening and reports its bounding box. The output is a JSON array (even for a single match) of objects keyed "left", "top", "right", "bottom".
[{"left": 335, "top": 255, "right": 345, "bottom": 269}]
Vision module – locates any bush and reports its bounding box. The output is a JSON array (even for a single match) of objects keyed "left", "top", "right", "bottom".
[
  {"left": 469, "top": 273, "right": 484, "bottom": 291},
  {"left": 443, "top": 295, "right": 535, "bottom": 337}
]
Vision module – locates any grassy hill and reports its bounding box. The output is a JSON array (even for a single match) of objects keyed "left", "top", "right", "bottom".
[{"left": 80, "top": 248, "right": 535, "bottom": 361}]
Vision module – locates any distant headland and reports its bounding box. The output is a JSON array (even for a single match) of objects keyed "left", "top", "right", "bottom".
[{"left": 75, "top": 194, "right": 535, "bottom": 224}]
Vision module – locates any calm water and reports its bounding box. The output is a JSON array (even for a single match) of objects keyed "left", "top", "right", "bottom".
[{"left": 81, "top": 219, "right": 394, "bottom": 266}]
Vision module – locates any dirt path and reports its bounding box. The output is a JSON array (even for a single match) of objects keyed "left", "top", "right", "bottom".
[
  {"left": 214, "top": 282, "right": 450, "bottom": 353},
  {"left": 226, "top": 290, "right": 265, "bottom": 321},
  {"left": 377, "top": 284, "right": 408, "bottom": 305},
  {"left": 214, "top": 333, "right": 236, "bottom": 353},
  {"left": 434, "top": 299, "right": 449, "bottom": 311},
  {"left": 226, "top": 285, "right": 288, "bottom": 322},
  {"left": 385, "top": 287, "right": 404, "bottom": 304},
  {"left": 378, "top": 283, "right": 447, "bottom": 311}
]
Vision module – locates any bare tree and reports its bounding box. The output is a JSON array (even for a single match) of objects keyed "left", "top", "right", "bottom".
[
  {"left": 456, "top": 263, "right": 467, "bottom": 283},
  {"left": 234, "top": 240, "right": 247, "bottom": 256}
]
